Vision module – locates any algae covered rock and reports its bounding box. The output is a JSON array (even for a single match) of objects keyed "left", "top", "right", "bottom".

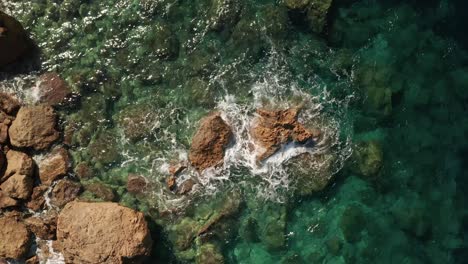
[
  {"left": 196, "top": 243, "right": 224, "bottom": 264},
  {"left": 116, "top": 104, "right": 159, "bottom": 142},
  {"left": 56, "top": 201, "right": 153, "bottom": 264},
  {"left": 340, "top": 204, "right": 366, "bottom": 242},
  {"left": 283, "top": 0, "right": 333, "bottom": 33},
  {"left": 208, "top": 0, "right": 242, "bottom": 31},
  {"left": 148, "top": 22, "right": 179, "bottom": 60},
  {"left": 350, "top": 140, "right": 383, "bottom": 178},
  {"left": 0, "top": 11, "right": 31, "bottom": 67},
  {"left": 0, "top": 215, "right": 32, "bottom": 259},
  {"left": 88, "top": 130, "right": 121, "bottom": 165}
]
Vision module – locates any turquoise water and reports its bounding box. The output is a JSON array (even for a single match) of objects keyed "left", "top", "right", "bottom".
[{"left": 1, "top": 0, "right": 468, "bottom": 263}]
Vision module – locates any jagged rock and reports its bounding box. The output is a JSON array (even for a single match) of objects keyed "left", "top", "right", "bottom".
[
  {"left": 0, "top": 111, "right": 14, "bottom": 143},
  {"left": 9, "top": 105, "right": 60, "bottom": 150},
  {"left": 0, "top": 190, "right": 18, "bottom": 209},
  {"left": 84, "top": 182, "right": 116, "bottom": 202},
  {"left": 26, "top": 185, "right": 48, "bottom": 212},
  {"left": 1, "top": 150, "right": 34, "bottom": 183},
  {"left": 127, "top": 174, "right": 148, "bottom": 194},
  {"left": 351, "top": 140, "right": 383, "bottom": 178},
  {"left": 0, "top": 173, "right": 33, "bottom": 200},
  {"left": 24, "top": 213, "right": 57, "bottom": 240},
  {"left": 0, "top": 92, "right": 21, "bottom": 115},
  {"left": 251, "top": 108, "right": 320, "bottom": 161},
  {"left": 50, "top": 179, "right": 82, "bottom": 208},
  {"left": 39, "top": 148, "right": 70, "bottom": 185},
  {"left": 35, "top": 72, "right": 78, "bottom": 106},
  {"left": 56, "top": 201, "right": 153, "bottom": 264},
  {"left": 189, "top": 113, "right": 233, "bottom": 172},
  {"left": 0, "top": 11, "right": 30, "bottom": 67},
  {"left": 0, "top": 215, "right": 32, "bottom": 259}
]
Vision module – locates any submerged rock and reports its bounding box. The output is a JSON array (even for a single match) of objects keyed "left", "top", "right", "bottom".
[
  {"left": 0, "top": 215, "right": 31, "bottom": 259},
  {"left": 196, "top": 243, "right": 224, "bottom": 264},
  {"left": 35, "top": 72, "right": 78, "bottom": 106},
  {"left": 208, "top": 0, "right": 242, "bottom": 31},
  {"left": 148, "top": 22, "right": 179, "bottom": 60},
  {"left": 0, "top": 11, "right": 31, "bottom": 67},
  {"left": 9, "top": 105, "right": 60, "bottom": 151},
  {"left": 350, "top": 140, "right": 383, "bottom": 178},
  {"left": 306, "top": 0, "right": 333, "bottom": 33},
  {"left": 116, "top": 104, "right": 158, "bottom": 142},
  {"left": 127, "top": 174, "right": 148, "bottom": 194},
  {"left": 251, "top": 107, "right": 320, "bottom": 161},
  {"left": 39, "top": 148, "right": 70, "bottom": 185},
  {"left": 56, "top": 201, "right": 153, "bottom": 264},
  {"left": 189, "top": 113, "right": 233, "bottom": 172}
]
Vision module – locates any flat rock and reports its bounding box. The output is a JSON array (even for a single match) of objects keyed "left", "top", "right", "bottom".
[
  {"left": 0, "top": 215, "right": 32, "bottom": 259},
  {"left": 56, "top": 201, "right": 153, "bottom": 264},
  {"left": 9, "top": 105, "right": 60, "bottom": 150},
  {"left": 189, "top": 113, "right": 232, "bottom": 171},
  {"left": 39, "top": 148, "right": 70, "bottom": 185},
  {"left": 50, "top": 179, "right": 82, "bottom": 208},
  {"left": 0, "top": 11, "right": 30, "bottom": 67}
]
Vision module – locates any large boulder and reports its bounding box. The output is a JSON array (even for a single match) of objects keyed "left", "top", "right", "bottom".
[
  {"left": 56, "top": 201, "right": 153, "bottom": 264},
  {"left": 189, "top": 113, "right": 233, "bottom": 172},
  {"left": 9, "top": 105, "right": 60, "bottom": 150},
  {"left": 0, "top": 215, "right": 32, "bottom": 259},
  {"left": 251, "top": 108, "right": 320, "bottom": 161},
  {"left": 0, "top": 11, "right": 30, "bottom": 67}
]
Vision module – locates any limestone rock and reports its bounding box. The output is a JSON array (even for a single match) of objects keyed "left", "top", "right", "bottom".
[
  {"left": 2, "top": 150, "right": 34, "bottom": 183},
  {"left": 50, "top": 179, "right": 82, "bottom": 208},
  {"left": 189, "top": 113, "right": 233, "bottom": 171},
  {"left": 0, "top": 173, "right": 33, "bottom": 200},
  {"left": 251, "top": 108, "right": 320, "bottom": 161},
  {"left": 0, "top": 190, "right": 18, "bottom": 209},
  {"left": 127, "top": 174, "right": 148, "bottom": 194},
  {"left": 0, "top": 215, "right": 32, "bottom": 259},
  {"left": 35, "top": 72, "right": 78, "bottom": 106},
  {"left": 0, "top": 92, "right": 21, "bottom": 115},
  {"left": 9, "top": 106, "right": 60, "bottom": 150},
  {"left": 39, "top": 148, "right": 70, "bottom": 185},
  {"left": 56, "top": 201, "right": 153, "bottom": 264},
  {"left": 0, "top": 11, "right": 30, "bottom": 67},
  {"left": 26, "top": 185, "right": 48, "bottom": 212}
]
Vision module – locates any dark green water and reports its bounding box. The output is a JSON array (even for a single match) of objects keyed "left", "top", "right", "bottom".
[{"left": 1, "top": 0, "right": 468, "bottom": 263}]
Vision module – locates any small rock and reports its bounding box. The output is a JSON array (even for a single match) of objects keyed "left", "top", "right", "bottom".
[
  {"left": 39, "top": 148, "right": 70, "bottom": 185},
  {"left": 0, "top": 190, "right": 19, "bottom": 209},
  {"left": 0, "top": 173, "right": 33, "bottom": 199},
  {"left": 74, "top": 162, "right": 93, "bottom": 179},
  {"left": 26, "top": 185, "right": 48, "bottom": 212},
  {"left": 9, "top": 105, "right": 60, "bottom": 150},
  {"left": 35, "top": 72, "right": 78, "bottom": 106},
  {"left": 127, "top": 174, "right": 148, "bottom": 194},
  {"left": 84, "top": 182, "right": 116, "bottom": 202},
  {"left": 189, "top": 113, "right": 233, "bottom": 172},
  {"left": 0, "top": 92, "right": 21, "bottom": 115},
  {"left": 50, "top": 179, "right": 82, "bottom": 208},
  {"left": 177, "top": 179, "right": 196, "bottom": 195},
  {"left": 166, "top": 176, "right": 177, "bottom": 191},
  {"left": 24, "top": 213, "right": 57, "bottom": 240},
  {"left": 56, "top": 201, "right": 153, "bottom": 263},
  {"left": 1, "top": 150, "right": 34, "bottom": 183},
  {"left": 196, "top": 243, "right": 224, "bottom": 264},
  {"left": 0, "top": 215, "right": 32, "bottom": 259},
  {"left": 0, "top": 11, "right": 31, "bottom": 67},
  {"left": 350, "top": 141, "right": 383, "bottom": 178},
  {"left": 169, "top": 163, "right": 187, "bottom": 176}
]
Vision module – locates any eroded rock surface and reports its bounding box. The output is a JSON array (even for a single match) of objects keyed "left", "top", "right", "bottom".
[
  {"left": 9, "top": 105, "right": 60, "bottom": 150},
  {"left": 251, "top": 108, "right": 320, "bottom": 161},
  {"left": 189, "top": 113, "right": 233, "bottom": 171},
  {"left": 0, "top": 11, "right": 31, "bottom": 67},
  {"left": 56, "top": 201, "right": 153, "bottom": 264},
  {"left": 0, "top": 215, "right": 31, "bottom": 259}
]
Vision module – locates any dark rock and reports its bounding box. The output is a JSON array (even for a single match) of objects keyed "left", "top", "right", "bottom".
[
  {"left": 24, "top": 213, "right": 57, "bottom": 240},
  {"left": 9, "top": 105, "right": 60, "bottom": 150},
  {"left": 0, "top": 11, "right": 30, "bottom": 67},
  {"left": 88, "top": 130, "right": 121, "bottom": 165},
  {"left": 208, "top": 0, "right": 242, "bottom": 31},
  {"left": 350, "top": 141, "right": 383, "bottom": 178},
  {"left": 189, "top": 113, "right": 233, "bottom": 172},
  {"left": 127, "top": 174, "right": 148, "bottom": 194},
  {"left": 148, "top": 22, "right": 179, "bottom": 60},
  {"left": 340, "top": 204, "right": 366, "bottom": 242},
  {"left": 50, "top": 179, "right": 82, "bottom": 208}
]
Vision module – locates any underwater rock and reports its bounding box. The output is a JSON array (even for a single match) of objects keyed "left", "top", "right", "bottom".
[
  {"left": 306, "top": 0, "right": 333, "bottom": 33},
  {"left": 0, "top": 172, "right": 33, "bottom": 200},
  {"left": 196, "top": 243, "right": 224, "bottom": 264},
  {"left": 326, "top": 236, "right": 343, "bottom": 255},
  {"left": 116, "top": 104, "right": 158, "bottom": 142},
  {"left": 339, "top": 204, "right": 366, "bottom": 242},
  {"left": 258, "top": 204, "right": 287, "bottom": 250},
  {"left": 56, "top": 201, "right": 153, "bottom": 263},
  {"left": 259, "top": 4, "right": 290, "bottom": 40},
  {"left": 9, "top": 105, "right": 60, "bottom": 151},
  {"left": 74, "top": 162, "right": 94, "bottom": 179},
  {"left": 189, "top": 113, "right": 233, "bottom": 172},
  {"left": 84, "top": 182, "right": 116, "bottom": 202},
  {"left": 251, "top": 107, "right": 320, "bottom": 161},
  {"left": 177, "top": 179, "right": 196, "bottom": 195},
  {"left": 127, "top": 174, "right": 148, "bottom": 194},
  {"left": 350, "top": 140, "right": 383, "bottom": 178},
  {"left": 149, "top": 22, "right": 179, "bottom": 60},
  {"left": 170, "top": 217, "right": 199, "bottom": 252},
  {"left": 25, "top": 185, "right": 48, "bottom": 212},
  {"left": 0, "top": 92, "right": 21, "bottom": 115},
  {"left": 208, "top": 0, "right": 242, "bottom": 31},
  {"left": 284, "top": 0, "right": 311, "bottom": 9},
  {"left": 1, "top": 150, "right": 34, "bottom": 183},
  {"left": 0, "top": 190, "right": 19, "bottom": 209},
  {"left": 39, "top": 148, "right": 70, "bottom": 185},
  {"left": 0, "top": 214, "right": 31, "bottom": 259},
  {"left": 24, "top": 213, "right": 57, "bottom": 240},
  {"left": 0, "top": 11, "right": 31, "bottom": 67},
  {"left": 50, "top": 179, "right": 82, "bottom": 208},
  {"left": 365, "top": 86, "right": 392, "bottom": 116},
  {"left": 88, "top": 130, "right": 121, "bottom": 165},
  {"left": 35, "top": 72, "right": 78, "bottom": 106}
]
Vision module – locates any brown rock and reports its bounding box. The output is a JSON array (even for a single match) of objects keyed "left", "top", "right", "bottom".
[
  {"left": 74, "top": 162, "right": 93, "bottom": 179},
  {"left": 0, "top": 11, "right": 30, "bottom": 67},
  {"left": 0, "top": 93, "right": 21, "bottom": 115},
  {"left": 166, "top": 176, "right": 176, "bottom": 191},
  {"left": 189, "top": 113, "right": 232, "bottom": 171},
  {"left": 177, "top": 179, "right": 196, "bottom": 195},
  {"left": 9, "top": 105, "right": 60, "bottom": 150},
  {"left": 39, "top": 148, "right": 70, "bottom": 185},
  {"left": 0, "top": 215, "right": 32, "bottom": 259},
  {"left": 26, "top": 185, "right": 48, "bottom": 212},
  {"left": 0, "top": 173, "right": 33, "bottom": 199},
  {"left": 56, "top": 201, "right": 153, "bottom": 264},
  {"left": 0, "top": 111, "right": 14, "bottom": 143},
  {"left": 0, "top": 151, "right": 4, "bottom": 175},
  {"left": 251, "top": 107, "right": 320, "bottom": 161},
  {"left": 50, "top": 179, "right": 82, "bottom": 208},
  {"left": 24, "top": 213, "right": 57, "bottom": 240},
  {"left": 169, "top": 163, "right": 187, "bottom": 176},
  {"left": 1, "top": 150, "right": 33, "bottom": 183},
  {"left": 127, "top": 174, "right": 147, "bottom": 194},
  {"left": 0, "top": 190, "right": 18, "bottom": 209},
  {"left": 36, "top": 72, "right": 77, "bottom": 106},
  {"left": 85, "top": 182, "right": 116, "bottom": 201}
]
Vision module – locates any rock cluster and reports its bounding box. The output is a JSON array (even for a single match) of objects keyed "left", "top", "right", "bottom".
[{"left": 0, "top": 11, "right": 31, "bottom": 67}]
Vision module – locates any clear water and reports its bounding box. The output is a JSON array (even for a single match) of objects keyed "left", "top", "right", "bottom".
[{"left": 1, "top": 0, "right": 468, "bottom": 263}]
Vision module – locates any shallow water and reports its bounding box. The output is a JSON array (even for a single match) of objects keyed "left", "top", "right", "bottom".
[{"left": 1, "top": 0, "right": 468, "bottom": 263}]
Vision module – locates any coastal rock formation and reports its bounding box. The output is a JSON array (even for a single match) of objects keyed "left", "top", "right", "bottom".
[
  {"left": 56, "top": 201, "right": 153, "bottom": 264},
  {"left": 9, "top": 105, "right": 60, "bottom": 150},
  {"left": 35, "top": 72, "right": 77, "bottom": 106},
  {"left": 251, "top": 108, "right": 320, "bottom": 161},
  {"left": 189, "top": 113, "right": 233, "bottom": 172},
  {"left": 0, "top": 11, "right": 30, "bottom": 67},
  {"left": 0, "top": 215, "right": 31, "bottom": 259},
  {"left": 39, "top": 148, "right": 70, "bottom": 185}
]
